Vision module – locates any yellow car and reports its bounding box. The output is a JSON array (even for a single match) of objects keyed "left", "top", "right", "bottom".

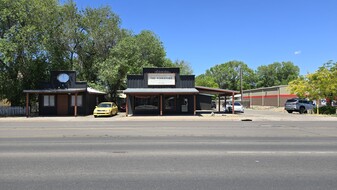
[{"left": 93, "top": 102, "right": 118, "bottom": 117}]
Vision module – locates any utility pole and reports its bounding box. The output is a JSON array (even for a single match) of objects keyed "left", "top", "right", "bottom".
[{"left": 240, "top": 67, "right": 243, "bottom": 103}]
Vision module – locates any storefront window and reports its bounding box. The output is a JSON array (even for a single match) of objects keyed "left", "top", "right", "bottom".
[
  {"left": 164, "top": 95, "right": 176, "bottom": 111},
  {"left": 134, "top": 96, "right": 159, "bottom": 111}
]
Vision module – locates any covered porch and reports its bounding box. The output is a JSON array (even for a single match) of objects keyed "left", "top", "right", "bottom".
[{"left": 195, "top": 86, "right": 240, "bottom": 114}]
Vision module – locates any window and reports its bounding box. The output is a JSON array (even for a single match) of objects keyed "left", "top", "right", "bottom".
[
  {"left": 134, "top": 96, "right": 158, "bottom": 111},
  {"left": 164, "top": 95, "right": 176, "bottom": 111},
  {"left": 43, "top": 95, "right": 55, "bottom": 107},
  {"left": 71, "top": 95, "right": 83, "bottom": 107}
]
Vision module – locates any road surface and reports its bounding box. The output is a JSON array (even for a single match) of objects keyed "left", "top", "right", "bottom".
[{"left": 1, "top": 120, "right": 337, "bottom": 190}]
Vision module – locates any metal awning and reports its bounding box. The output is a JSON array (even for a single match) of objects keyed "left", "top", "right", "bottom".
[
  {"left": 87, "top": 87, "right": 106, "bottom": 95},
  {"left": 23, "top": 88, "right": 87, "bottom": 94},
  {"left": 123, "top": 88, "right": 199, "bottom": 95},
  {"left": 195, "top": 86, "right": 239, "bottom": 96}
]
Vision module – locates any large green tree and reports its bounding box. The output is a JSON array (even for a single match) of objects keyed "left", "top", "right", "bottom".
[
  {"left": 98, "top": 30, "right": 168, "bottom": 101},
  {"left": 0, "top": 0, "right": 59, "bottom": 105},
  {"left": 204, "top": 61, "right": 256, "bottom": 91},
  {"left": 256, "top": 61, "right": 299, "bottom": 87},
  {"left": 195, "top": 74, "right": 219, "bottom": 88},
  {"left": 75, "top": 6, "right": 122, "bottom": 82}
]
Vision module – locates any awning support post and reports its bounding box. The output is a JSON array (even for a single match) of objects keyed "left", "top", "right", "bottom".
[
  {"left": 232, "top": 92, "right": 235, "bottom": 114},
  {"left": 74, "top": 93, "right": 78, "bottom": 117},
  {"left": 26, "top": 93, "right": 29, "bottom": 117},
  {"left": 218, "top": 95, "right": 221, "bottom": 112},
  {"left": 160, "top": 95, "right": 163, "bottom": 116},
  {"left": 125, "top": 94, "right": 128, "bottom": 117},
  {"left": 194, "top": 94, "right": 196, "bottom": 115}
]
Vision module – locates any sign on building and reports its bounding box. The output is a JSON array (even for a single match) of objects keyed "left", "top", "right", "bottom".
[{"left": 148, "top": 73, "right": 175, "bottom": 86}]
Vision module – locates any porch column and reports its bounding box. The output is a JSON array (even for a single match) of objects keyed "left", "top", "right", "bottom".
[
  {"left": 262, "top": 89, "right": 264, "bottom": 106},
  {"left": 125, "top": 94, "right": 128, "bottom": 116},
  {"left": 232, "top": 92, "right": 235, "bottom": 114},
  {"left": 26, "top": 93, "right": 29, "bottom": 117},
  {"left": 194, "top": 94, "right": 196, "bottom": 115},
  {"left": 160, "top": 95, "right": 163, "bottom": 116},
  {"left": 218, "top": 95, "right": 221, "bottom": 112},
  {"left": 74, "top": 93, "right": 78, "bottom": 117}
]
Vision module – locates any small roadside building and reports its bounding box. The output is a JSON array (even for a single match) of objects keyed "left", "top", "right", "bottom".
[
  {"left": 23, "top": 71, "right": 106, "bottom": 117},
  {"left": 123, "top": 68, "right": 239, "bottom": 116}
]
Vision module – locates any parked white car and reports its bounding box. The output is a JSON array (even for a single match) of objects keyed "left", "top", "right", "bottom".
[{"left": 224, "top": 102, "right": 244, "bottom": 113}]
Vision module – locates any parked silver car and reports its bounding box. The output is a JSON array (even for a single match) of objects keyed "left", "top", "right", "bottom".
[{"left": 284, "top": 98, "right": 314, "bottom": 114}]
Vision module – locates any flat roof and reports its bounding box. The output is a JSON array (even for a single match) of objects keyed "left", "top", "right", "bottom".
[
  {"left": 123, "top": 88, "right": 199, "bottom": 95},
  {"left": 243, "top": 85, "right": 288, "bottom": 92}
]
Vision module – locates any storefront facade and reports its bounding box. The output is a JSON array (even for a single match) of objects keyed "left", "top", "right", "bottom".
[
  {"left": 123, "top": 68, "right": 239, "bottom": 116},
  {"left": 123, "top": 68, "right": 199, "bottom": 115}
]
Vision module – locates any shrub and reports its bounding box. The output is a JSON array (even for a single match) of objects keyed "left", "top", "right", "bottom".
[{"left": 313, "top": 106, "right": 337, "bottom": 115}]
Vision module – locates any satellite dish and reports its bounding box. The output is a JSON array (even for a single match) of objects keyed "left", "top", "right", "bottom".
[{"left": 57, "top": 73, "right": 70, "bottom": 83}]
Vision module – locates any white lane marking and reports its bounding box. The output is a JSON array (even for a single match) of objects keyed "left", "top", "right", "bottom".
[{"left": 1, "top": 151, "right": 337, "bottom": 158}]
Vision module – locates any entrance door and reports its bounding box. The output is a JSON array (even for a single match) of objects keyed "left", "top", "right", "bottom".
[{"left": 57, "top": 95, "right": 68, "bottom": 115}]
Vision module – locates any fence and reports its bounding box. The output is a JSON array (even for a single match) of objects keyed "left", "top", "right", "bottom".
[{"left": 0, "top": 106, "right": 28, "bottom": 116}]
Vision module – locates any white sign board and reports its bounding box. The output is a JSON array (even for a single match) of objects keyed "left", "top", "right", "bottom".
[{"left": 148, "top": 73, "right": 175, "bottom": 86}]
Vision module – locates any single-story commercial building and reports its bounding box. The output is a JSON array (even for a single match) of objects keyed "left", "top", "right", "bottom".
[
  {"left": 242, "top": 85, "right": 297, "bottom": 107},
  {"left": 123, "top": 68, "right": 239, "bottom": 116},
  {"left": 24, "top": 71, "right": 106, "bottom": 116}
]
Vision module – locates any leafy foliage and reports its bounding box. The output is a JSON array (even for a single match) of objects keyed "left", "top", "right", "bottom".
[
  {"left": 204, "top": 61, "right": 256, "bottom": 91},
  {"left": 256, "top": 62, "right": 299, "bottom": 88},
  {"left": 0, "top": 0, "right": 58, "bottom": 105},
  {"left": 313, "top": 106, "right": 337, "bottom": 115},
  {"left": 173, "top": 60, "right": 193, "bottom": 75},
  {"left": 195, "top": 74, "right": 219, "bottom": 88},
  {"left": 0, "top": 0, "right": 172, "bottom": 105},
  {"left": 98, "top": 31, "right": 168, "bottom": 101},
  {"left": 288, "top": 61, "right": 337, "bottom": 114}
]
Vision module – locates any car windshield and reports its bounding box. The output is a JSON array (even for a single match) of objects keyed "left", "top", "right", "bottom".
[
  {"left": 234, "top": 102, "right": 241, "bottom": 106},
  {"left": 98, "top": 103, "right": 112, "bottom": 108}
]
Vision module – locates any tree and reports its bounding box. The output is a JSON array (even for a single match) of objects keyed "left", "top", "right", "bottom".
[
  {"left": 75, "top": 6, "right": 122, "bottom": 82},
  {"left": 195, "top": 74, "right": 219, "bottom": 88},
  {"left": 256, "top": 61, "right": 299, "bottom": 87},
  {"left": 0, "top": 0, "right": 59, "bottom": 105},
  {"left": 205, "top": 61, "right": 256, "bottom": 91},
  {"left": 173, "top": 60, "right": 193, "bottom": 75},
  {"left": 97, "top": 30, "right": 168, "bottom": 101},
  {"left": 288, "top": 61, "right": 337, "bottom": 114},
  {"left": 134, "top": 30, "right": 167, "bottom": 68}
]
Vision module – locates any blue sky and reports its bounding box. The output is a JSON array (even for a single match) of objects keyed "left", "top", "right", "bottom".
[{"left": 71, "top": 0, "right": 337, "bottom": 76}]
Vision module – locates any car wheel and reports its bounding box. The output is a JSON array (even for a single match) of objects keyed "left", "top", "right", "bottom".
[
  {"left": 287, "top": 110, "right": 293, "bottom": 113},
  {"left": 94, "top": 115, "right": 97, "bottom": 118},
  {"left": 299, "top": 107, "right": 305, "bottom": 114}
]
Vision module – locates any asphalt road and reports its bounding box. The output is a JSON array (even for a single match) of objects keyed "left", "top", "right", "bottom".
[{"left": 1, "top": 120, "right": 337, "bottom": 190}]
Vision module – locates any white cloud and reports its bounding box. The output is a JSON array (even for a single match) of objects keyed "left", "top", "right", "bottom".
[{"left": 294, "top": 50, "right": 301, "bottom": 55}]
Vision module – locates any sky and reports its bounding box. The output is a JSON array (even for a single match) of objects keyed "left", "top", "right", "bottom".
[{"left": 70, "top": 0, "right": 337, "bottom": 76}]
